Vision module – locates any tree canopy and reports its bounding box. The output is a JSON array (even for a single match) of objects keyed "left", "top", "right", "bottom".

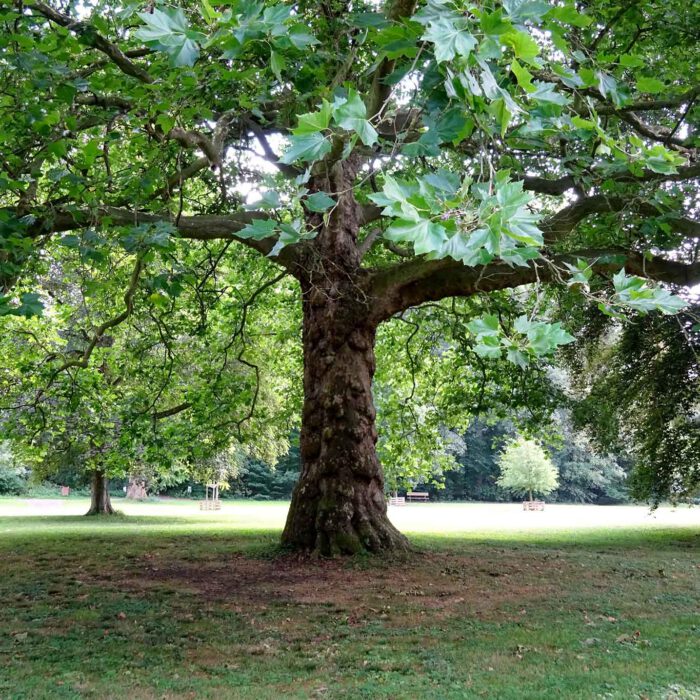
[
  {"left": 497, "top": 436, "right": 558, "bottom": 500},
  {"left": 0, "top": 0, "right": 698, "bottom": 552}
]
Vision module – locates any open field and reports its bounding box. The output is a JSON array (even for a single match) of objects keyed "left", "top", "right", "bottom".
[{"left": 0, "top": 499, "right": 699, "bottom": 699}]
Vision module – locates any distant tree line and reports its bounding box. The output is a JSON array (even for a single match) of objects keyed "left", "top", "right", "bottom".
[
  {"left": 178, "top": 416, "right": 629, "bottom": 504},
  {"left": 1, "top": 414, "right": 630, "bottom": 504},
  {"left": 395, "top": 416, "right": 628, "bottom": 504}
]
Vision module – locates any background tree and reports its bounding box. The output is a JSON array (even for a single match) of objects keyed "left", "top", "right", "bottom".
[
  {"left": 548, "top": 412, "right": 628, "bottom": 503},
  {"left": 1, "top": 0, "right": 698, "bottom": 552},
  {"left": 0, "top": 442, "right": 26, "bottom": 495},
  {"left": 566, "top": 302, "right": 700, "bottom": 504},
  {"left": 497, "top": 437, "right": 558, "bottom": 502}
]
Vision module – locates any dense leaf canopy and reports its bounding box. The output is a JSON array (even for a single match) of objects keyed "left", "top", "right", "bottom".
[
  {"left": 496, "top": 436, "right": 559, "bottom": 499},
  {"left": 0, "top": 0, "right": 699, "bottom": 509}
]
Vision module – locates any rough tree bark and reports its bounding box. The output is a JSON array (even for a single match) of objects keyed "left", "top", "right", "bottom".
[
  {"left": 281, "top": 286, "right": 409, "bottom": 555},
  {"left": 86, "top": 469, "right": 116, "bottom": 515},
  {"left": 281, "top": 160, "right": 409, "bottom": 555}
]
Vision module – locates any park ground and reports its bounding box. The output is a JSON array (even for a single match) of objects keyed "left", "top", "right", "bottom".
[{"left": 0, "top": 499, "right": 699, "bottom": 699}]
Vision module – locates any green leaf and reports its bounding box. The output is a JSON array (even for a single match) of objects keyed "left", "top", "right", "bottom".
[
  {"left": 474, "top": 339, "right": 503, "bottom": 359},
  {"left": 55, "top": 83, "right": 77, "bottom": 104},
  {"left": 480, "top": 10, "right": 513, "bottom": 37},
  {"left": 402, "top": 130, "right": 441, "bottom": 157},
  {"left": 571, "top": 116, "right": 596, "bottom": 130},
  {"left": 422, "top": 18, "right": 477, "bottom": 63},
  {"left": 596, "top": 71, "right": 623, "bottom": 107},
  {"left": 484, "top": 178, "right": 544, "bottom": 248},
  {"left": 468, "top": 314, "right": 500, "bottom": 338},
  {"left": 201, "top": 0, "right": 219, "bottom": 24},
  {"left": 641, "top": 145, "right": 684, "bottom": 174},
  {"left": 14, "top": 292, "right": 44, "bottom": 318},
  {"left": 375, "top": 23, "right": 421, "bottom": 60},
  {"left": 148, "top": 292, "right": 170, "bottom": 310},
  {"left": 503, "top": 0, "right": 551, "bottom": 23},
  {"left": 351, "top": 12, "right": 390, "bottom": 29},
  {"left": 619, "top": 54, "right": 644, "bottom": 68},
  {"left": 384, "top": 219, "right": 448, "bottom": 255},
  {"left": 489, "top": 97, "right": 512, "bottom": 137},
  {"left": 564, "top": 259, "right": 593, "bottom": 287},
  {"left": 332, "top": 91, "right": 378, "bottom": 146},
  {"left": 506, "top": 348, "right": 529, "bottom": 368},
  {"left": 121, "top": 222, "right": 174, "bottom": 252},
  {"left": 636, "top": 76, "right": 665, "bottom": 94},
  {"left": 502, "top": 30, "right": 540, "bottom": 62},
  {"left": 288, "top": 24, "right": 320, "bottom": 49},
  {"left": 304, "top": 192, "right": 336, "bottom": 212},
  {"left": 478, "top": 61, "right": 522, "bottom": 116},
  {"left": 293, "top": 101, "right": 333, "bottom": 135},
  {"left": 519, "top": 319, "right": 575, "bottom": 355},
  {"left": 270, "top": 50, "right": 285, "bottom": 81},
  {"left": 267, "top": 220, "right": 315, "bottom": 257},
  {"left": 59, "top": 234, "right": 81, "bottom": 249},
  {"left": 433, "top": 108, "right": 475, "bottom": 143},
  {"left": 612, "top": 272, "right": 688, "bottom": 314},
  {"left": 246, "top": 190, "right": 281, "bottom": 210},
  {"left": 440, "top": 232, "right": 491, "bottom": 266},
  {"left": 552, "top": 64, "right": 584, "bottom": 88},
  {"left": 279, "top": 132, "right": 332, "bottom": 164},
  {"left": 529, "top": 81, "right": 569, "bottom": 105},
  {"left": 548, "top": 4, "right": 593, "bottom": 27},
  {"left": 169, "top": 38, "right": 200, "bottom": 67},
  {"left": 136, "top": 8, "right": 201, "bottom": 67},
  {"left": 511, "top": 59, "right": 535, "bottom": 92},
  {"left": 237, "top": 218, "right": 278, "bottom": 239}
]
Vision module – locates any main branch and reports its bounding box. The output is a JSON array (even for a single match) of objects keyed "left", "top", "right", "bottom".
[
  {"left": 21, "top": 207, "right": 294, "bottom": 262},
  {"left": 369, "top": 250, "right": 700, "bottom": 321}
]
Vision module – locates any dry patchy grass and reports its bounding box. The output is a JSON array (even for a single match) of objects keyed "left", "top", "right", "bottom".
[{"left": 0, "top": 500, "right": 699, "bottom": 699}]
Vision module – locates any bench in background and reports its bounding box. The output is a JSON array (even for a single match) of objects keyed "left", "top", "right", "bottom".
[
  {"left": 406, "top": 492, "right": 429, "bottom": 503},
  {"left": 523, "top": 500, "right": 545, "bottom": 511}
]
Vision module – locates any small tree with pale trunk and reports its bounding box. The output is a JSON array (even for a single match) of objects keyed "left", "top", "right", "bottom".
[{"left": 497, "top": 439, "right": 558, "bottom": 503}]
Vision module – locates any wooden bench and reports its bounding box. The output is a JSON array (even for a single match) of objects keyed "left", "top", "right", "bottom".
[
  {"left": 406, "top": 491, "right": 429, "bottom": 502},
  {"left": 389, "top": 496, "right": 406, "bottom": 506},
  {"left": 200, "top": 500, "right": 221, "bottom": 510},
  {"left": 522, "top": 500, "right": 545, "bottom": 511}
]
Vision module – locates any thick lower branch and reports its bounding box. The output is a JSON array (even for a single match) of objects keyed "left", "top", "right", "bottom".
[
  {"left": 523, "top": 162, "right": 700, "bottom": 197},
  {"left": 18, "top": 206, "right": 294, "bottom": 261},
  {"left": 369, "top": 249, "right": 700, "bottom": 321},
  {"left": 541, "top": 196, "right": 700, "bottom": 244}
]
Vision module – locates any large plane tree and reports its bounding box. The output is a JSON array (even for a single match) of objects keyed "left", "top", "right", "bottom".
[{"left": 1, "top": 0, "right": 698, "bottom": 553}]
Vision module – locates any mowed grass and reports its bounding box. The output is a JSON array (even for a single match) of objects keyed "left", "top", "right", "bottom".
[{"left": 0, "top": 499, "right": 699, "bottom": 699}]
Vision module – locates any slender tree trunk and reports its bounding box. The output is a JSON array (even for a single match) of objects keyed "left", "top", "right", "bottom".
[
  {"left": 281, "top": 287, "right": 409, "bottom": 555},
  {"left": 126, "top": 476, "right": 148, "bottom": 500},
  {"left": 86, "top": 470, "right": 115, "bottom": 515}
]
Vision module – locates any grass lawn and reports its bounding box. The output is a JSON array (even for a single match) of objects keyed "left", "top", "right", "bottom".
[{"left": 0, "top": 499, "right": 698, "bottom": 699}]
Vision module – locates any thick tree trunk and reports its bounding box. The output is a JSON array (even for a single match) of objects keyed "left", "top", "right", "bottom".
[
  {"left": 282, "top": 159, "right": 409, "bottom": 555},
  {"left": 282, "top": 290, "right": 409, "bottom": 555},
  {"left": 85, "top": 470, "right": 116, "bottom": 515}
]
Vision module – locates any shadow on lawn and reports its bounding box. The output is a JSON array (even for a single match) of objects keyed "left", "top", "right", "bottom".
[
  {"left": 0, "top": 514, "right": 699, "bottom": 698},
  {"left": 0, "top": 513, "right": 698, "bottom": 555}
]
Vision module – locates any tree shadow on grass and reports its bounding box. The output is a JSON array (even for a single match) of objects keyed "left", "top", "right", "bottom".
[{"left": 0, "top": 513, "right": 698, "bottom": 563}]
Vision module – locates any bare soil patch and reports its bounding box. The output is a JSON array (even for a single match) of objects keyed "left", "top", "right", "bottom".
[{"left": 90, "top": 549, "right": 587, "bottom": 626}]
